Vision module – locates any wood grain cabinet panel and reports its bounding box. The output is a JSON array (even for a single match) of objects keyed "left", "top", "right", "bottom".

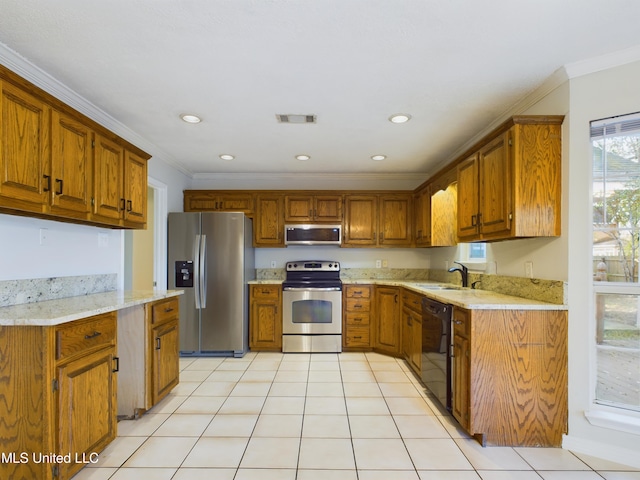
[
  {"left": 183, "top": 190, "right": 254, "bottom": 215},
  {"left": 373, "top": 286, "right": 402, "bottom": 356},
  {"left": 343, "top": 285, "right": 372, "bottom": 350},
  {"left": 250, "top": 284, "right": 282, "bottom": 351},
  {"left": 285, "top": 194, "right": 343, "bottom": 222},
  {"left": 146, "top": 297, "right": 180, "bottom": 407},
  {"left": 255, "top": 195, "right": 284, "bottom": 247},
  {"left": 344, "top": 194, "right": 412, "bottom": 247},
  {"left": 451, "top": 307, "right": 568, "bottom": 447}
]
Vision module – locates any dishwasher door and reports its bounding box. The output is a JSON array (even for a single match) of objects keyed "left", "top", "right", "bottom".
[{"left": 421, "top": 298, "right": 453, "bottom": 411}]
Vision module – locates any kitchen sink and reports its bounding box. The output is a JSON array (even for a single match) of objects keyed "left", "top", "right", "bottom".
[{"left": 415, "top": 284, "right": 460, "bottom": 290}]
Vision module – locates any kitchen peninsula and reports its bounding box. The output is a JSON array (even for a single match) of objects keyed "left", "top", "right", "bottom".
[{"left": 0, "top": 286, "right": 182, "bottom": 480}]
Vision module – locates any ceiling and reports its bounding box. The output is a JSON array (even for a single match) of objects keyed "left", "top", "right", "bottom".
[{"left": 1, "top": 1, "right": 640, "bottom": 184}]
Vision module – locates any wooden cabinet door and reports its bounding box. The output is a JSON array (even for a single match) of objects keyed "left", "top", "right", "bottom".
[
  {"left": 255, "top": 195, "right": 284, "bottom": 246},
  {"left": 0, "top": 81, "right": 50, "bottom": 211},
  {"left": 123, "top": 150, "right": 147, "bottom": 226},
  {"left": 57, "top": 347, "right": 117, "bottom": 479},
  {"left": 217, "top": 192, "right": 254, "bottom": 214},
  {"left": 402, "top": 307, "right": 412, "bottom": 361},
  {"left": 314, "top": 195, "right": 342, "bottom": 221},
  {"left": 344, "top": 195, "right": 377, "bottom": 245},
  {"left": 374, "top": 286, "right": 401, "bottom": 355},
  {"left": 152, "top": 320, "right": 180, "bottom": 404},
  {"left": 452, "top": 333, "right": 470, "bottom": 430},
  {"left": 410, "top": 316, "right": 422, "bottom": 372},
  {"left": 478, "top": 131, "right": 511, "bottom": 237},
  {"left": 250, "top": 300, "right": 282, "bottom": 350},
  {"left": 414, "top": 186, "right": 431, "bottom": 246},
  {"left": 285, "top": 195, "right": 313, "bottom": 222},
  {"left": 93, "top": 133, "right": 124, "bottom": 222},
  {"left": 457, "top": 153, "right": 480, "bottom": 240},
  {"left": 379, "top": 194, "right": 412, "bottom": 246},
  {"left": 51, "top": 110, "right": 92, "bottom": 215}
]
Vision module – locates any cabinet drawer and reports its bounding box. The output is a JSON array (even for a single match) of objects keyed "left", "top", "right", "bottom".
[
  {"left": 151, "top": 297, "right": 179, "bottom": 325},
  {"left": 346, "top": 298, "right": 370, "bottom": 312},
  {"left": 251, "top": 285, "right": 281, "bottom": 300},
  {"left": 345, "top": 285, "right": 371, "bottom": 298},
  {"left": 345, "top": 326, "right": 370, "bottom": 347},
  {"left": 345, "top": 312, "right": 370, "bottom": 326},
  {"left": 453, "top": 308, "right": 470, "bottom": 337},
  {"left": 402, "top": 289, "right": 423, "bottom": 313},
  {"left": 56, "top": 312, "right": 117, "bottom": 361}
]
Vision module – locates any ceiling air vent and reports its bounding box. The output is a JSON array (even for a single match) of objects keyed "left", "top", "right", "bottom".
[{"left": 276, "top": 114, "right": 316, "bottom": 124}]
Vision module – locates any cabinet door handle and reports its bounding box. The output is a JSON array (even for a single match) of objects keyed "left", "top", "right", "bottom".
[
  {"left": 112, "top": 356, "right": 120, "bottom": 373},
  {"left": 471, "top": 214, "right": 477, "bottom": 226},
  {"left": 127, "top": 200, "right": 132, "bottom": 212},
  {"left": 84, "top": 331, "right": 102, "bottom": 340},
  {"left": 380, "top": 232, "right": 384, "bottom": 241},
  {"left": 156, "top": 337, "right": 161, "bottom": 350},
  {"left": 43, "top": 175, "right": 51, "bottom": 192},
  {"left": 453, "top": 319, "right": 464, "bottom": 325},
  {"left": 55, "top": 178, "right": 63, "bottom": 195},
  {"left": 120, "top": 198, "right": 126, "bottom": 211}
]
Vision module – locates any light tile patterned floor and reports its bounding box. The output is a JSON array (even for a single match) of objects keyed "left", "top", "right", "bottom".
[{"left": 73, "top": 352, "right": 640, "bottom": 480}]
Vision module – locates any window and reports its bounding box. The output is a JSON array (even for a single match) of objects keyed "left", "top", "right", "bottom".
[{"left": 591, "top": 112, "right": 640, "bottom": 414}]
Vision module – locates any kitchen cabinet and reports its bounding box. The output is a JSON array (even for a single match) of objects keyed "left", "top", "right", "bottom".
[
  {"left": 147, "top": 297, "right": 180, "bottom": 407},
  {"left": 430, "top": 167, "right": 458, "bottom": 247},
  {"left": 344, "top": 193, "right": 412, "bottom": 247},
  {"left": 414, "top": 184, "right": 431, "bottom": 246},
  {"left": 451, "top": 306, "right": 568, "bottom": 447},
  {"left": 284, "top": 194, "right": 343, "bottom": 222},
  {"left": 254, "top": 194, "right": 285, "bottom": 247},
  {"left": 373, "top": 286, "right": 402, "bottom": 356},
  {"left": 401, "top": 288, "right": 423, "bottom": 374},
  {"left": 343, "top": 284, "right": 372, "bottom": 350},
  {"left": 249, "top": 284, "right": 282, "bottom": 351},
  {"left": 0, "top": 312, "right": 118, "bottom": 480},
  {"left": 183, "top": 190, "right": 255, "bottom": 215},
  {"left": 456, "top": 117, "right": 563, "bottom": 242},
  {"left": 0, "top": 64, "right": 150, "bottom": 229}
]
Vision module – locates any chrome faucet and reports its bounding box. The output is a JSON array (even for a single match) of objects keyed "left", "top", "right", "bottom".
[{"left": 448, "top": 261, "right": 469, "bottom": 287}]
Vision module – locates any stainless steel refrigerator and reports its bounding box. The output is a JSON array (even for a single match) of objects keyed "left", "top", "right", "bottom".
[{"left": 168, "top": 212, "right": 255, "bottom": 357}]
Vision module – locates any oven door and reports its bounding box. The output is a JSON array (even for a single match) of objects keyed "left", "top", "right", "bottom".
[{"left": 282, "top": 287, "right": 342, "bottom": 335}]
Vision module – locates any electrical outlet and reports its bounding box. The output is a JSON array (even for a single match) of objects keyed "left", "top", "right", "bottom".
[
  {"left": 39, "top": 228, "right": 48, "bottom": 246},
  {"left": 98, "top": 233, "right": 109, "bottom": 247},
  {"left": 382, "top": 259, "right": 388, "bottom": 268},
  {"left": 375, "top": 260, "right": 382, "bottom": 268},
  {"left": 270, "top": 260, "right": 277, "bottom": 268},
  {"left": 525, "top": 261, "right": 533, "bottom": 278}
]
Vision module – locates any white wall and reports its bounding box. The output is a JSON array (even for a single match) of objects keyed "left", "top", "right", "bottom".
[
  {"left": 0, "top": 213, "right": 122, "bottom": 282},
  {"left": 256, "top": 246, "right": 430, "bottom": 270},
  {"left": 562, "top": 60, "right": 640, "bottom": 465}
]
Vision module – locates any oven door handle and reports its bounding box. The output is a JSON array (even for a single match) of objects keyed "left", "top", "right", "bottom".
[{"left": 283, "top": 287, "right": 342, "bottom": 292}]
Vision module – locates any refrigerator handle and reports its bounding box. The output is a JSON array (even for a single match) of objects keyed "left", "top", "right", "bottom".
[
  {"left": 200, "top": 234, "right": 207, "bottom": 308},
  {"left": 194, "top": 234, "right": 202, "bottom": 309}
]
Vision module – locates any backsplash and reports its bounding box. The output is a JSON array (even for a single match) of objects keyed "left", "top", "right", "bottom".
[
  {"left": 0, "top": 274, "right": 117, "bottom": 307},
  {"left": 256, "top": 268, "right": 430, "bottom": 281},
  {"left": 428, "top": 269, "right": 567, "bottom": 305}
]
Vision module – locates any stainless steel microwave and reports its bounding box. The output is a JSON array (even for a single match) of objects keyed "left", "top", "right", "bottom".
[{"left": 284, "top": 224, "right": 342, "bottom": 246}]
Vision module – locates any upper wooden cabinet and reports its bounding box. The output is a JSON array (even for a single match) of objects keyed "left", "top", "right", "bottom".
[
  {"left": 456, "top": 117, "right": 563, "bottom": 242},
  {"left": 0, "top": 65, "right": 150, "bottom": 229},
  {"left": 414, "top": 184, "right": 431, "bottom": 247},
  {"left": 184, "top": 190, "right": 254, "bottom": 215},
  {"left": 255, "top": 194, "right": 285, "bottom": 247},
  {"left": 284, "top": 194, "right": 343, "bottom": 222},
  {"left": 344, "top": 193, "right": 412, "bottom": 247}
]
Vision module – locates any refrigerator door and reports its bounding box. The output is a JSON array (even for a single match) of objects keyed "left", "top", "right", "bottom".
[
  {"left": 200, "top": 212, "right": 247, "bottom": 354},
  {"left": 168, "top": 212, "right": 201, "bottom": 353}
]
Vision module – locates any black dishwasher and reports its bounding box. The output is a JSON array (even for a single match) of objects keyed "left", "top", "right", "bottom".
[{"left": 421, "top": 297, "right": 453, "bottom": 411}]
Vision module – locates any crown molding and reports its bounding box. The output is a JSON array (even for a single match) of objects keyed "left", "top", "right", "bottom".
[
  {"left": 0, "top": 42, "right": 192, "bottom": 178},
  {"left": 564, "top": 44, "right": 640, "bottom": 79}
]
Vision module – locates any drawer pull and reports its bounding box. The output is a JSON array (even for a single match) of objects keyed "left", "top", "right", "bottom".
[
  {"left": 353, "top": 290, "right": 363, "bottom": 295},
  {"left": 353, "top": 304, "right": 363, "bottom": 309},
  {"left": 112, "top": 356, "right": 120, "bottom": 373},
  {"left": 353, "top": 336, "right": 362, "bottom": 339},
  {"left": 156, "top": 337, "right": 162, "bottom": 350},
  {"left": 164, "top": 307, "right": 175, "bottom": 313},
  {"left": 353, "top": 318, "right": 362, "bottom": 322},
  {"left": 453, "top": 320, "right": 464, "bottom": 325},
  {"left": 84, "top": 331, "right": 102, "bottom": 340}
]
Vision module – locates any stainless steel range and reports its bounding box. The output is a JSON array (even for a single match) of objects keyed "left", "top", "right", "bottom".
[{"left": 282, "top": 261, "right": 342, "bottom": 353}]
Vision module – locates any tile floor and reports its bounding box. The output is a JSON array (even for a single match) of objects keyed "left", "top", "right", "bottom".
[{"left": 74, "top": 351, "right": 640, "bottom": 480}]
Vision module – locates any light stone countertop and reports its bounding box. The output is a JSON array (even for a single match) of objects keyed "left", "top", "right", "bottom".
[
  {"left": 0, "top": 290, "right": 184, "bottom": 326},
  {"left": 250, "top": 279, "right": 566, "bottom": 310}
]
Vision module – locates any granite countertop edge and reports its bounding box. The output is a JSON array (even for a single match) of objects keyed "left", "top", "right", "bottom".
[
  {"left": 0, "top": 290, "right": 184, "bottom": 326},
  {"left": 249, "top": 279, "right": 567, "bottom": 311}
]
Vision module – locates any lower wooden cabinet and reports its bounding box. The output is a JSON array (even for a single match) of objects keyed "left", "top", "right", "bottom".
[
  {"left": 401, "top": 288, "right": 423, "bottom": 374},
  {"left": 249, "top": 284, "right": 282, "bottom": 351},
  {"left": 0, "top": 312, "right": 118, "bottom": 480},
  {"left": 343, "top": 285, "right": 372, "bottom": 349},
  {"left": 147, "top": 297, "right": 180, "bottom": 407},
  {"left": 451, "top": 306, "right": 568, "bottom": 447},
  {"left": 373, "top": 286, "right": 402, "bottom": 356}
]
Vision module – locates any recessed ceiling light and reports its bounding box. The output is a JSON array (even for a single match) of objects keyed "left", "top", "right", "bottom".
[
  {"left": 295, "top": 154, "right": 310, "bottom": 161},
  {"left": 219, "top": 154, "right": 235, "bottom": 160},
  {"left": 180, "top": 113, "right": 202, "bottom": 124},
  {"left": 389, "top": 113, "right": 411, "bottom": 124},
  {"left": 371, "top": 155, "right": 386, "bottom": 161}
]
